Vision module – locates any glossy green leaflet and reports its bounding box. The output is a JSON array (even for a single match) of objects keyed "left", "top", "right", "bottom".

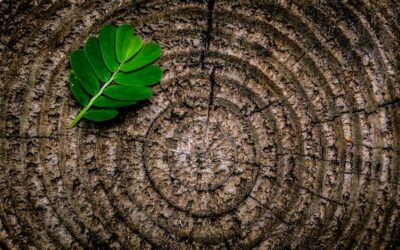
[{"left": 68, "top": 23, "right": 162, "bottom": 128}]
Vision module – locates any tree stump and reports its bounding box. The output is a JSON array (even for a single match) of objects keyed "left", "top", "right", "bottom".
[{"left": 1, "top": 0, "right": 399, "bottom": 249}]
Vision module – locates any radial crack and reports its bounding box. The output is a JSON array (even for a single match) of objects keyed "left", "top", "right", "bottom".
[
  {"left": 204, "top": 65, "right": 216, "bottom": 146},
  {"left": 200, "top": 0, "right": 215, "bottom": 69}
]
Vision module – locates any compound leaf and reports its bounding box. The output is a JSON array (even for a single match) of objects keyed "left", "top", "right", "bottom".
[{"left": 69, "top": 23, "right": 163, "bottom": 128}]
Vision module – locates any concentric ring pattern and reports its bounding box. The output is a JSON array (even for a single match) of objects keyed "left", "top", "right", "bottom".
[{"left": 1, "top": 0, "right": 400, "bottom": 249}]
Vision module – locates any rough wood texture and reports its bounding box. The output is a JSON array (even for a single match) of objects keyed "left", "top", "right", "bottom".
[{"left": 1, "top": 0, "right": 400, "bottom": 249}]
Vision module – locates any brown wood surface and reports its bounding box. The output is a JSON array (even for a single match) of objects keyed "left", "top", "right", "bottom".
[{"left": 1, "top": 0, "right": 400, "bottom": 249}]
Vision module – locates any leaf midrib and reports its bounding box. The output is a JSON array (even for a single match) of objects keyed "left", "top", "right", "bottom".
[{"left": 69, "top": 62, "right": 123, "bottom": 128}]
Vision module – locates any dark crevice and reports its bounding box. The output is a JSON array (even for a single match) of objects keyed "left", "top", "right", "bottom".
[
  {"left": 200, "top": 0, "right": 215, "bottom": 69},
  {"left": 206, "top": 66, "right": 216, "bottom": 121},
  {"left": 204, "top": 66, "right": 216, "bottom": 145}
]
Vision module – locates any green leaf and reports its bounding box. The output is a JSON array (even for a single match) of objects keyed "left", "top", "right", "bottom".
[
  {"left": 114, "top": 65, "right": 163, "bottom": 86},
  {"left": 93, "top": 96, "right": 138, "bottom": 108},
  {"left": 85, "top": 37, "right": 110, "bottom": 82},
  {"left": 99, "top": 24, "right": 119, "bottom": 72},
  {"left": 103, "top": 85, "right": 152, "bottom": 101},
  {"left": 83, "top": 108, "right": 119, "bottom": 122},
  {"left": 116, "top": 24, "right": 142, "bottom": 63},
  {"left": 70, "top": 49, "right": 99, "bottom": 95},
  {"left": 121, "top": 42, "right": 161, "bottom": 72},
  {"left": 68, "top": 23, "right": 163, "bottom": 128},
  {"left": 69, "top": 72, "right": 89, "bottom": 106}
]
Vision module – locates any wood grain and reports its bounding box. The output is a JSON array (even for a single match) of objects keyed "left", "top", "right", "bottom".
[{"left": 0, "top": 0, "right": 399, "bottom": 249}]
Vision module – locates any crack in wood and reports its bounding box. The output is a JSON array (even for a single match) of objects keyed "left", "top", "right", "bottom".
[{"left": 200, "top": 0, "right": 215, "bottom": 69}]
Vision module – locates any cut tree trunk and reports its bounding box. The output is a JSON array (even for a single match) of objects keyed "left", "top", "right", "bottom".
[{"left": 1, "top": 0, "right": 399, "bottom": 249}]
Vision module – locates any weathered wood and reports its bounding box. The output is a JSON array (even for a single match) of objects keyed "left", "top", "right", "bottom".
[{"left": 0, "top": 0, "right": 399, "bottom": 249}]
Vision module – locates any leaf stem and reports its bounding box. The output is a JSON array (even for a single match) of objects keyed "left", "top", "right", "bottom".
[{"left": 69, "top": 63, "right": 123, "bottom": 128}]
